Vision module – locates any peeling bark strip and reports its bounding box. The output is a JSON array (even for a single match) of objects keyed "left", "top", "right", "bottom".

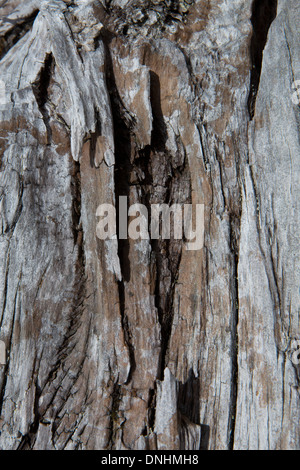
[{"left": 0, "top": 0, "right": 299, "bottom": 450}]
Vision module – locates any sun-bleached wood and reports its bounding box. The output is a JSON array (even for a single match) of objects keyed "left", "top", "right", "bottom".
[{"left": 0, "top": 0, "right": 299, "bottom": 450}]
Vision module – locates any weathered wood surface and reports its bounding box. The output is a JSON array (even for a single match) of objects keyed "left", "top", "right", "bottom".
[{"left": 0, "top": 0, "right": 299, "bottom": 450}]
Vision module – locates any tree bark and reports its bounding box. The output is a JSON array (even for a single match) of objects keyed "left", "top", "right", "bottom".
[{"left": 0, "top": 0, "right": 299, "bottom": 450}]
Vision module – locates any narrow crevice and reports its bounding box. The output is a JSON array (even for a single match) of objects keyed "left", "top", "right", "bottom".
[
  {"left": 0, "top": 10, "right": 39, "bottom": 61},
  {"left": 228, "top": 214, "right": 240, "bottom": 451},
  {"left": 200, "top": 424, "right": 210, "bottom": 451},
  {"left": 155, "top": 245, "right": 183, "bottom": 381},
  {"left": 130, "top": 75, "right": 193, "bottom": 439},
  {"left": 147, "top": 74, "right": 191, "bottom": 382},
  {"left": 196, "top": 123, "right": 210, "bottom": 171},
  {"left": 117, "top": 280, "right": 136, "bottom": 385},
  {"left": 103, "top": 34, "right": 193, "bottom": 436},
  {"left": 248, "top": 0, "right": 278, "bottom": 119},
  {"left": 17, "top": 382, "right": 42, "bottom": 450},
  {"left": 131, "top": 147, "right": 181, "bottom": 379},
  {"left": 177, "top": 45, "right": 200, "bottom": 97},
  {"left": 178, "top": 370, "right": 200, "bottom": 424},
  {"left": 147, "top": 387, "right": 157, "bottom": 433},
  {"left": 103, "top": 37, "right": 133, "bottom": 283},
  {"left": 89, "top": 110, "right": 102, "bottom": 169},
  {"left": 71, "top": 160, "right": 83, "bottom": 254},
  {"left": 4, "top": 173, "right": 23, "bottom": 236},
  {"left": 291, "top": 363, "right": 300, "bottom": 395},
  {"left": 32, "top": 54, "right": 55, "bottom": 145},
  {"left": 149, "top": 71, "right": 168, "bottom": 151},
  {"left": 104, "top": 0, "right": 114, "bottom": 13},
  {"left": 177, "top": 371, "right": 210, "bottom": 449},
  {"left": 215, "top": 147, "right": 227, "bottom": 213},
  {"left": 103, "top": 38, "right": 136, "bottom": 384},
  {"left": 107, "top": 381, "right": 122, "bottom": 450}
]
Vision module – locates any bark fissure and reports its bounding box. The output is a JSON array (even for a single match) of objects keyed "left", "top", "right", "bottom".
[
  {"left": 17, "top": 382, "right": 42, "bottom": 450},
  {"left": 0, "top": 9, "right": 39, "bottom": 61},
  {"left": 248, "top": 0, "right": 278, "bottom": 119},
  {"left": 146, "top": 72, "right": 192, "bottom": 381},
  {"left": 228, "top": 216, "right": 240, "bottom": 450},
  {"left": 107, "top": 381, "right": 122, "bottom": 450},
  {"left": 32, "top": 54, "right": 55, "bottom": 146},
  {"left": 104, "top": 39, "right": 136, "bottom": 384}
]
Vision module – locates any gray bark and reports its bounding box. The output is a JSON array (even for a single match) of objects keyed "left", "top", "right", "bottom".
[{"left": 0, "top": 0, "right": 299, "bottom": 450}]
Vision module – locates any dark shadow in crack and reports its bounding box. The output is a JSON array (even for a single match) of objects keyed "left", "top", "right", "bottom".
[
  {"left": 32, "top": 53, "right": 54, "bottom": 146},
  {"left": 248, "top": 0, "right": 278, "bottom": 119},
  {"left": 178, "top": 368, "right": 210, "bottom": 450},
  {"left": 150, "top": 71, "right": 168, "bottom": 151},
  {"left": 0, "top": 9, "right": 39, "bottom": 61}
]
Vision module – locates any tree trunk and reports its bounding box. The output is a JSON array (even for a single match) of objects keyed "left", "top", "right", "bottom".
[{"left": 0, "top": 0, "right": 299, "bottom": 450}]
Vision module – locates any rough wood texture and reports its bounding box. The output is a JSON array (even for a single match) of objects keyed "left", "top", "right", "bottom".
[{"left": 0, "top": 0, "right": 299, "bottom": 450}]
